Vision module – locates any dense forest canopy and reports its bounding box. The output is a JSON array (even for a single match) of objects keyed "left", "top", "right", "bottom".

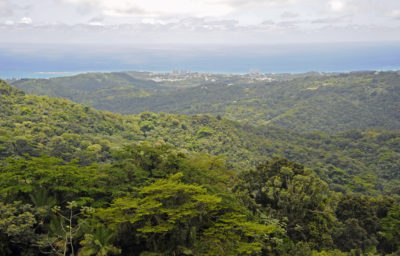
[
  {"left": 2, "top": 79, "right": 400, "bottom": 195},
  {"left": 11, "top": 71, "right": 400, "bottom": 133},
  {"left": 1, "top": 74, "right": 400, "bottom": 255}
]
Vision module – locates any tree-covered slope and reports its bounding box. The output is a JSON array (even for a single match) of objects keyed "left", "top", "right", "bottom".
[
  {"left": 106, "top": 71, "right": 400, "bottom": 133},
  {"left": 2, "top": 79, "right": 400, "bottom": 255},
  {"left": 10, "top": 72, "right": 164, "bottom": 109},
  {"left": 1, "top": 79, "right": 400, "bottom": 195},
  {"left": 10, "top": 71, "right": 400, "bottom": 133}
]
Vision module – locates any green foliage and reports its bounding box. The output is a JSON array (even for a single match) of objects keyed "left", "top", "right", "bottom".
[
  {"left": 10, "top": 72, "right": 161, "bottom": 112},
  {"left": 0, "top": 156, "right": 105, "bottom": 205},
  {"left": 79, "top": 225, "right": 121, "bottom": 256},
  {"left": 1, "top": 77, "right": 400, "bottom": 255},
  {"left": 334, "top": 195, "right": 380, "bottom": 251},
  {"left": 29, "top": 188, "right": 57, "bottom": 210},
  {"left": 381, "top": 205, "right": 400, "bottom": 252},
  {"left": 0, "top": 201, "right": 39, "bottom": 255},
  {"left": 37, "top": 201, "right": 94, "bottom": 256},
  {"left": 197, "top": 127, "right": 214, "bottom": 138},
  {"left": 235, "top": 158, "right": 336, "bottom": 250},
  {"left": 0, "top": 144, "right": 283, "bottom": 255},
  {"left": 196, "top": 212, "right": 282, "bottom": 255},
  {"left": 0, "top": 202, "right": 37, "bottom": 242},
  {"left": 12, "top": 71, "right": 400, "bottom": 133},
  {"left": 1, "top": 79, "right": 400, "bottom": 194},
  {"left": 96, "top": 172, "right": 281, "bottom": 255},
  {"left": 312, "top": 249, "right": 350, "bottom": 256}
]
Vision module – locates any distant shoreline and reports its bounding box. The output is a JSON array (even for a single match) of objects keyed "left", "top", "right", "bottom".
[{"left": 2, "top": 68, "right": 400, "bottom": 80}]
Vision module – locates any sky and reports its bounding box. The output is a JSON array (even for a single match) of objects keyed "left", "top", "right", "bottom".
[
  {"left": 1, "top": 0, "right": 400, "bottom": 45},
  {"left": 1, "top": 0, "right": 400, "bottom": 76}
]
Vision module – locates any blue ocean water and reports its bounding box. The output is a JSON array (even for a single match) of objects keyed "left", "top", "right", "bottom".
[{"left": 0, "top": 42, "right": 399, "bottom": 79}]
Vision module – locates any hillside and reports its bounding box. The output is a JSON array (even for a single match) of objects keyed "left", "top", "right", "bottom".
[
  {"left": 10, "top": 72, "right": 164, "bottom": 108},
  {"left": 2, "top": 79, "right": 400, "bottom": 195},
  {"left": 11, "top": 71, "right": 400, "bottom": 133},
  {"left": 2, "top": 79, "right": 400, "bottom": 255}
]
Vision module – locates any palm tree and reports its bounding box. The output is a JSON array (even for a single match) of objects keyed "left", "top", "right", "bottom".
[{"left": 79, "top": 225, "right": 121, "bottom": 256}]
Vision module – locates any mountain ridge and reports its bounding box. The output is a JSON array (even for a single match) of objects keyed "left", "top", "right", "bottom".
[{"left": 10, "top": 70, "right": 400, "bottom": 133}]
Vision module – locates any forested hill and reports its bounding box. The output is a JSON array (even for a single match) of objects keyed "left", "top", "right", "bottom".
[
  {"left": 2, "top": 79, "right": 400, "bottom": 255},
  {"left": 1, "top": 79, "right": 400, "bottom": 195},
  {"left": 10, "top": 72, "right": 164, "bottom": 107},
  {"left": 10, "top": 71, "right": 400, "bottom": 133}
]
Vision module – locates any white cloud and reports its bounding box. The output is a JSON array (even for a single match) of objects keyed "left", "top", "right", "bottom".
[
  {"left": 0, "top": 0, "right": 12, "bottom": 16},
  {"left": 4, "top": 20, "right": 14, "bottom": 25},
  {"left": 141, "top": 18, "right": 166, "bottom": 25},
  {"left": 88, "top": 21, "right": 103, "bottom": 26},
  {"left": 60, "top": 0, "right": 234, "bottom": 17},
  {"left": 13, "top": 0, "right": 398, "bottom": 28},
  {"left": 218, "top": 0, "right": 296, "bottom": 8},
  {"left": 281, "top": 12, "right": 300, "bottom": 19},
  {"left": 329, "top": 0, "right": 345, "bottom": 12},
  {"left": 19, "top": 17, "right": 32, "bottom": 24},
  {"left": 311, "top": 15, "right": 350, "bottom": 24},
  {"left": 1, "top": 0, "right": 400, "bottom": 45},
  {"left": 389, "top": 9, "right": 400, "bottom": 19},
  {"left": 0, "top": 0, "right": 7, "bottom": 8}
]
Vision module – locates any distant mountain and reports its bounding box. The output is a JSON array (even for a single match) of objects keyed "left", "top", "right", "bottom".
[
  {"left": 10, "top": 72, "right": 164, "bottom": 108},
  {"left": 10, "top": 71, "right": 400, "bottom": 133}
]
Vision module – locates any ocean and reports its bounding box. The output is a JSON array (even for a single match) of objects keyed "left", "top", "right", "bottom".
[{"left": 1, "top": 42, "right": 399, "bottom": 79}]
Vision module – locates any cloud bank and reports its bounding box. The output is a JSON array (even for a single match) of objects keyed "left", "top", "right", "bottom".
[{"left": 0, "top": 0, "right": 399, "bottom": 45}]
